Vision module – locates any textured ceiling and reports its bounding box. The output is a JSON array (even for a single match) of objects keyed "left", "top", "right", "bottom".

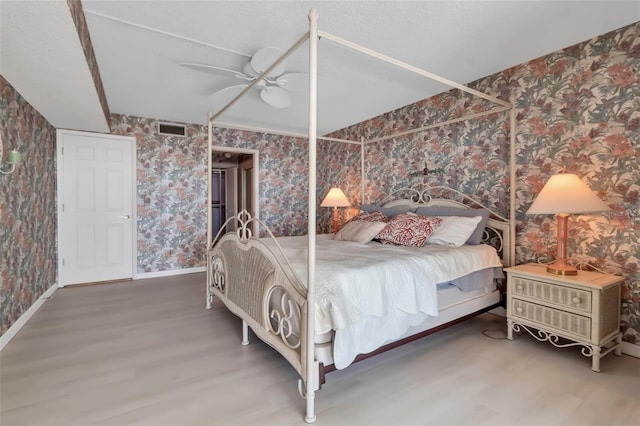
[
  {"left": 1, "top": 1, "right": 110, "bottom": 132},
  {"left": 3, "top": 1, "right": 640, "bottom": 136}
]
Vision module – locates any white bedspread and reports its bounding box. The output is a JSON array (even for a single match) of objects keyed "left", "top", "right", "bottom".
[{"left": 263, "top": 235, "right": 503, "bottom": 369}]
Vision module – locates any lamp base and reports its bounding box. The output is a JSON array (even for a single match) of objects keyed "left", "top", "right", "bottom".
[
  {"left": 547, "top": 213, "right": 578, "bottom": 276},
  {"left": 331, "top": 208, "right": 339, "bottom": 234},
  {"left": 546, "top": 262, "right": 578, "bottom": 276}
]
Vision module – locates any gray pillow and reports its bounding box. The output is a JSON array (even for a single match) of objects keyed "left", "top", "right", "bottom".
[
  {"left": 414, "top": 206, "right": 491, "bottom": 245},
  {"left": 361, "top": 204, "right": 417, "bottom": 218}
]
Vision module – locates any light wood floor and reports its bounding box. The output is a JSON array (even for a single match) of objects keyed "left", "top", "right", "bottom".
[{"left": 1, "top": 272, "right": 638, "bottom": 426}]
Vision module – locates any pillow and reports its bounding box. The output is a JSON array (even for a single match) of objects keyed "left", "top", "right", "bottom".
[
  {"left": 333, "top": 221, "right": 388, "bottom": 244},
  {"left": 349, "top": 211, "right": 389, "bottom": 223},
  {"left": 376, "top": 213, "right": 442, "bottom": 247},
  {"left": 426, "top": 216, "right": 482, "bottom": 247},
  {"left": 414, "top": 206, "right": 490, "bottom": 244},
  {"left": 361, "top": 204, "right": 416, "bottom": 218}
]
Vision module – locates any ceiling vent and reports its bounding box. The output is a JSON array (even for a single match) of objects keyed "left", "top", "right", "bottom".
[{"left": 158, "top": 123, "right": 186, "bottom": 137}]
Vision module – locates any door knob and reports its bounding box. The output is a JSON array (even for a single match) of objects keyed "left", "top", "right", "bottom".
[{"left": 119, "top": 214, "right": 131, "bottom": 219}]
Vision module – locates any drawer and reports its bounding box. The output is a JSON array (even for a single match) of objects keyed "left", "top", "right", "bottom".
[
  {"left": 512, "top": 276, "right": 592, "bottom": 313},
  {"left": 511, "top": 299, "right": 591, "bottom": 340}
]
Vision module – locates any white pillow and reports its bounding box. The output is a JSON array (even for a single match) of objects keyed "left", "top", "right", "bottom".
[
  {"left": 427, "top": 216, "right": 482, "bottom": 247},
  {"left": 333, "top": 221, "right": 387, "bottom": 244}
]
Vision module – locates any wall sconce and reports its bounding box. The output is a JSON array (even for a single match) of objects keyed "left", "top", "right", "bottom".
[
  {"left": 321, "top": 187, "right": 351, "bottom": 233},
  {"left": 526, "top": 172, "right": 609, "bottom": 275},
  {"left": 0, "top": 135, "right": 22, "bottom": 175}
]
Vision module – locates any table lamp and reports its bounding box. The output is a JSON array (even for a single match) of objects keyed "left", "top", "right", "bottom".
[
  {"left": 321, "top": 187, "right": 351, "bottom": 233},
  {"left": 526, "top": 173, "right": 609, "bottom": 275}
]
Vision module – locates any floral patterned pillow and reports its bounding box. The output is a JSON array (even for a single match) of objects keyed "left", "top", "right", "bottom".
[
  {"left": 376, "top": 213, "right": 443, "bottom": 247},
  {"left": 349, "top": 211, "right": 389, "bottom": 223}
]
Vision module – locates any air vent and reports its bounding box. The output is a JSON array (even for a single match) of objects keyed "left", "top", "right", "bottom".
[{"left": 158, "top": 123, "right": 186, "bottom": 137}]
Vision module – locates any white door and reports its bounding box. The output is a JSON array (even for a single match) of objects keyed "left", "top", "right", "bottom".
[{"left": 57, "top": 130, "right": 136, "bottom": 286}]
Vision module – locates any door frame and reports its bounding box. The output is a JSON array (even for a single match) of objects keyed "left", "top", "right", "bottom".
[
  {"left": 209, "top": 146, "right": 259, "bottom": 245},
  {"left": 56, "top": 129, "right": 137, "bottom": 287}
]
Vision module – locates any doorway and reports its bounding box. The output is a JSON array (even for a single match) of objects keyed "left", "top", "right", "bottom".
[{"left": 209, "top": 147, "right": 259, "bottom": 245}]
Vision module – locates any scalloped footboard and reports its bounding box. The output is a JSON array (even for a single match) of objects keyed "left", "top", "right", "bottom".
[{"left": 206, "top": 212, "right": 314, "bottom": 384}]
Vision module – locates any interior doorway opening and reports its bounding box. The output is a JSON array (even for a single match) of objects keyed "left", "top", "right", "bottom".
[{"left": 209, "top": 147, "right": 259, "bottom": 244}]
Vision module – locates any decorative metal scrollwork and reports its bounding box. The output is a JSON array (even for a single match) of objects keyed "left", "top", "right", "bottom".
[
  {"left": 511, "top": 323, "right": 594, "bottom": 357},
  {"left": 482, "top": 226, "right": 504, "bottom": 252},
  {"left": 210, "top": 255, "right": 225, "bottom": 293},
  {"left": 267, "top": 286, "right": 301, "bottom": 349},
  {"left": 236, "top": 210, "right": 253, "bottom": 241}
]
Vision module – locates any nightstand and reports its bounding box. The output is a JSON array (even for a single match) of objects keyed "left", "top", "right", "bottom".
[{"left": 505, "top": 263, "right": 624, "bottom": 372}]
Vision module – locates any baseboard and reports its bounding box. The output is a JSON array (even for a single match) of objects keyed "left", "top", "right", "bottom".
[
  {"left": 0, "top": 282, "right": 58, "bottom": 351},
  {"left": 622, "top": 341, "right": 640, "bottom": 359},
  {"left": 135, "top": 266, "right": 206, "bottom": 280}
]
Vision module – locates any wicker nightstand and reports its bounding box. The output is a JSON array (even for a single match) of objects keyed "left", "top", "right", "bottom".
[{"left": 505, "top": 263, "right": 624, "bottom": 372}]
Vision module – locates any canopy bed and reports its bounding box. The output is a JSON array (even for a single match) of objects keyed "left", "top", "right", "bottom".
[{"left": 205, "top": 9, "right": 516, "bottom": 423}]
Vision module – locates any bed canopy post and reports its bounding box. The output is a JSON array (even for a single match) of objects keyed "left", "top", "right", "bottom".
[
  {"left": 361, "top": 137, "right": 365, "bottom": 205},
  {"left": 509, "top": 101, "right": 517, "bottom": 266},
  {"left": 304, "top": 7, "right": 319, "bottom": 424},
  {"left": 206, "top": 113, "right": 213, "bottom": 308}
]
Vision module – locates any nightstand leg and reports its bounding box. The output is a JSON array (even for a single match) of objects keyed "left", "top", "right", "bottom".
[
  {"left": 591, "top": 346, "right": 601, "bottom": 373},
  {"left": 614, "top": 333, "right": 622, "bottom": 356},
  {"left": 507, "top": 319, "right": 514, "bottom": 340}
]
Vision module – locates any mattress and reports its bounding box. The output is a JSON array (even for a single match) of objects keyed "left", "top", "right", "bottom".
[
  {"left": 264, "top": 235, "right": 503, "bottom": 369},
  {"left": 315, "top": 280, "right": 500, "bottom": 368}
]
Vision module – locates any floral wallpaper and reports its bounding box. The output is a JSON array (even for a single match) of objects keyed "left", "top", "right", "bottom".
[
  {"left": 317, "top": 140, "right": 362, "bottom": 232},
  {"left": 109, "top": 116, "right": 323, "bottom": 272},
  {"left": 66, "top": 0, "right": 110, "bottom": 124},
  {"left": 109, "top": 115, "right": 208, "bottom": 273},
  {"left": 0, "top": 76, "right": 57, "bottom": 335},
  {"left": 333, "top": 22, "right": 640, "bottom": 345},
  {"left": 332, "top": 92, "right": 510, "bottom": 217}
]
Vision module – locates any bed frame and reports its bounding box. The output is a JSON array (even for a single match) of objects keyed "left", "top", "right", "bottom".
[
  {"left": 207, "top": 185, "right": 511, "bottom": 422},
  {"left": 205, "top": 9, "right": 516, "bottom": 423}
]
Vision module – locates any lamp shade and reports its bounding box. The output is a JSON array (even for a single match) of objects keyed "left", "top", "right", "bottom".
[
  {"left": 526, "top": 173, "right": 609, "bottom": 215},
  {"left": 7, "top": 150, "right": 22, "bottom": 164},
  {"left": 320, "top": 187, "right": 351, "bottom": 208}
]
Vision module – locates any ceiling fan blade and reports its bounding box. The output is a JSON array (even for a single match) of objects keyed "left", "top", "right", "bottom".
[
  {"left": 275, "top": 73, "right": 308, "bottom": 91},
  {"left": 251, "top": 47, "right": 286, "bottom": 77},
  {"left": 260, "top": 86, "right": 291, "bottom": 109},
  {"left": 181, "top": 62, "right": 248, "bottom": 79},
  {"left": 212, "top": 84, "right": 250, "bottom": 103}
]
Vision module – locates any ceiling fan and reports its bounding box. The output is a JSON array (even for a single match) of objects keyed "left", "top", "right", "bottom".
[{"left": 182, "top": 47, "right": 306, "bottom": 109}]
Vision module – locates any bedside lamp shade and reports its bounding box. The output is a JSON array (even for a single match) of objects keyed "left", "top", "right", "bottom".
[
  {"left": 526, "top": 173, "right": 609, "bottom": 215},
  {"left": 321, "top": 187, "right": 351, "bottom": 233},
  {"left": 321, "top": 188, "right": 351, "bottom": 208},
  {"left": 527, "top": 173, "right": 609, "bottom": 275}
]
